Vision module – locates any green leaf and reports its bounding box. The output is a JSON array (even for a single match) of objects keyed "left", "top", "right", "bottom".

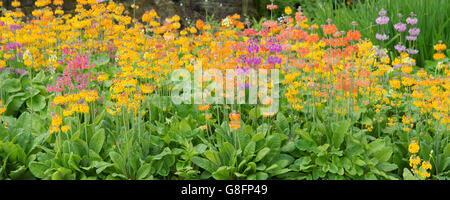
[
  {"left": 255, "top": 172, "right": 269, "bottom": 180},
  {"left": 195, "top": 144, "right": 207, "bottom": 154},
  {"left": 332, "top": 120, "right": 351, "bottom": 148},
  {"left": 136, "top": 164, "right": 152, "bottom": 180},
  {"left": 212, "top": 166, "right": 234, "bottom": 180},
  {"left": 243, "top": 162, "right": 256, "bottom": 174},
  {"left": 377, "top": 162, "right": 398, "bottom": 172},
  {"left": 29, "top": 161, "right": 49, "bottom": 179},
  {"left": 375, "top": 147, "right": 393, "bottom": 162},
  {"left": 443, "top": 143, "right": 450, "bottom": 158},
  {"left": 109, "top": 152, "right": 127, "bottom": 174},
  {"left": 265, "top": 133, "right": 281, "bottom": 159},
  {"left": 402, "top": 168, "right": 417, "bottom": 180},
  {"left": 179, "top": 119, "right": 191, "bottom": 132},
  {"left": 93, "top": 161, "right": 114, "bottom": 174},
  {"left": 219, "top": 142, "right": 236, "bottom": 166},
  {"left": 296, "top": 139, "right": 316, "bottom": 152},
  {"left": 9, "top": 165, "right": 27, "bottom": 179},
  {"left": 72, "top": 139, "right": 88, "bottom": 156},
  {"left": 192, "top": 156, "right": 217, "bottom": 173},
  {"left": 317, "top": 144, "right": 330, "bottom": 152},
  {"left": 368, "top": 139, "right": 385, "bottom": 155},
  {"left": 51, "top": 168, "right": 75, "bottom": 180},
  {"left": 68, "top": 154, "right": 82, "bottom": 172},
  {"left": 255, "top": 147, "right": 270, "bottom": 162},
  {"left": 291, "top": 157, "right": 312, "bottom": 171},
  {"left": 276, "top": 112, "right": 289, "bottom": 131},
  {"left": 89, "top": 129, "right": 105, "bottom": 154},
  {"left": 3, "top": 79, "right": 21, "bottom": 93},
  {"left": 244, "top": 141, "right": 256, "bottom": 158},
  {"left": 361, "top": 116, "right": 372, "bottom": 126},
  {"left": 439, "top": 157, "right": 450, "bottom": 171},
  {"left": 26, "top": 95, "right": 46, "bottom": 111},
  {"left": 281, "top": 141, "right": 296, "bottom": 153},
  {"left": 32, "top": 71, "right": 45, "bottom": 83},
  {"left": 6, "top": 94, "right": 25, "bottom": 114},
  {"left": 251, "top": 133, "right": 265, "bottom": 142}
]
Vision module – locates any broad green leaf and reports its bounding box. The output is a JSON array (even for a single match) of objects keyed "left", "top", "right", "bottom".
[
  {"left": 276, "top": 112, "right": 289, "bottom": 131},
  {"left": 179, "top": 119, "right": 191, "bottom": 132},
  {"left": 9, "top": 165, "right": 27, "bottom": 179},
  {"left": 6, "top": 95, "right": 25, "bottom": 114},
  {"left": 212, "top": 166, "right": 234, "bottom": 180},
  {"left": 89, "top": 129, "right": 105, "bottom": 154},
  {"left": 255, "top": 172, "right": 269, "bottom": 180},
  {"left": 402, "top": 168, "right": 417, "bottom": 180},
  {"left": 332, "top": 120, "right": 351, "bottom": 148},
  {"left": 3, "top": 79, "right": 21, "bottom": 93},
  {"left": 375, "top": 147, "right": 393, "bottom": 162},
  {"left": 368, "top": 139, "right": 386, "bottom": 154},
  {"left": 291, "top": 157, "right": 312, "bottom": 171},
  {"left": 219, "top": 142, "right": 236, "bottom": 166},
  {"left": 26, "top": 95, "right": 46, "bottom": 111},
  {"left": 251, "top": 133, "right": 265, "bottom": 142},
  {"left": 243, "top": 162, "right": 256, "bottom": 174},
  {"left": 361, "top": 116, "right": 373, "bottom": 126},
  {"left": 281, "top": 141, "right": 296, "bottom": 153},
  {"left": 29, "top": 161, "right": 49, "bottom": 179},
  {"left": 93, "top": 161, "right": 114, "bottom": 174},
  {"left": 51, "top": 168, "right": 75, "bottom": 180},
  {"left": 244, "top": 141, "right": 256, "bottom": 158},
  {"left": 136, "top": 164, "right": 152, "bottom": 180},
  {"left": 377, "top": 162, "right": 398, "bottom": 172},
  {"left": 192, "top": 156, "right": 217, "bottom": 173},
  {"left": 264, "top": 133, "right": 281, "bottom": 161},
  {"left": 255, "top": 147, "right": 270, "bottom": 162},
  {"left": 109, "top": 152, "right": 126, "bottom": 174},
  {"left": 195, "top": 144, "right": 207, "bottom": 154},
  {"left": 265, "top": 164, "right": 278, "bottom": 172},
  {"left": 443, "top": 143, "right": 450, "bottom": 158}
]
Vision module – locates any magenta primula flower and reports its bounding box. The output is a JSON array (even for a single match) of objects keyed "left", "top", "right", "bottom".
[
  {"left": 394, "top": 43, "right": 406, "bottom": 53},
  {"left": 376, "top": 16, "right": 389, "bottom": 25},
  {"left": 375, "top": 33, "right": 389, "bottom": 41},
  {"left": 406, "top": 12, "right": 418, "bottom": 25},
  {"left": 267, "top": 56, "right": 282, "bottom": 65},
  {"left": 378, "top": 9, "right": 387, "bottom": 16},
  {"left": 405, "top": 36, "right": 417, "bottom": 41},
  {"left": 394, "top": 22, "right": 407, "bottom": 32},
  {"left": 407, "top": 49, "right": 419, "bottom": 55},
  {"left": 408, "top": 27, "right": 420, "bottom": 36}
]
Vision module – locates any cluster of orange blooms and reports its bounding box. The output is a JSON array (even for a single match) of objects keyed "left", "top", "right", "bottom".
[
  {"left": 53, "top": 90, "right": 99, "bottom": 117},
  {"left": 229, "top": 111, "right": 241, "bottom": 130}
]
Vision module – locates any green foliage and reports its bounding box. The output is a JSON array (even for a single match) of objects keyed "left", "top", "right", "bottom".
[{"left": 1, "top": 70, "right": 49, "bottom": 116}]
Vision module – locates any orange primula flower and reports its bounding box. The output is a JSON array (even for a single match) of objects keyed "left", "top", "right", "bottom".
[
  {"left": 229, "top": 119, "right": 241, "bottom": 130},
  {"left": 323, "top": 24, "right": 338, "bottom": 36},
  {"left": 199, "top": 104, "right": 210, "bottom": 112},
  {"left": 229, "top": 111, "right": 240, "bottom": 120}
]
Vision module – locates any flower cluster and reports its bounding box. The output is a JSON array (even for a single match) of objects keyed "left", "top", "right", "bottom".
[
  {"left": 229, "top": 111, "right": 241, "bottom": 130},
  {"left": 433, "top": 41, "right": 447, "bottom": 61},
  {"left": 408, "top": 141, "right": 432, "bottom": 179}
]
